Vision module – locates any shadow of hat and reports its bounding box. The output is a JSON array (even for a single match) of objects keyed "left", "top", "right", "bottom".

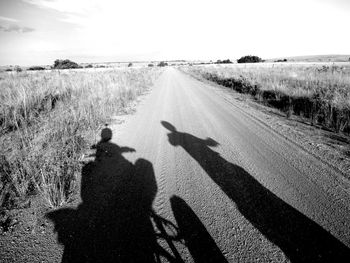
[{"left": 101, "top": 127, "right": 112, "bottom": 142}]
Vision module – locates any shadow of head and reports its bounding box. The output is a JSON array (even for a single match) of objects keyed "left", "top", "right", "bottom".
[
  {"left": 161, "top": 120, "right": 219, "bottom": 148},
  {"left": 101, "top": 127, "right": 112, "bottom": 142}
]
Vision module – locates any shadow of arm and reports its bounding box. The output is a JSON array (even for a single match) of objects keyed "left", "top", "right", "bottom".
[{"left": 120, "top": 146, "right": 136, "bottom": 153}]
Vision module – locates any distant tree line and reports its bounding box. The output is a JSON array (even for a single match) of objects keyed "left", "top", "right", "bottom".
[{"left": 3, "top": 55, "right": 270, "bottom": 73}]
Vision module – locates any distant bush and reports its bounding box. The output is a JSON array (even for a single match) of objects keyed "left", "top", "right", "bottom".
[
  {"left": 53, "top": 59, "right": 82, "bottom": 69},
  {"left": 85, "top": 64, "right": 93, "bottom": 68},
  {"left": 237, "top": 55, "right": 263, "bottom": 63},
  {"left": 148, "top": 63, "right": 154, "bottom": 67},
  {"left": 28, "top": 66, "right": 46, "bottom": 71},
  {"left": 14, "top": 66, "right": 22, "bottom": 73},
  {"left": 5, "top": 68, "right": 12, "bottom": 72},
  {"left": 157, "top": 61, "right": 168, "bottom": 67},
  {"left": 216, "top": 59, "right": 233, "bottom": 64},
  {"left": 128, "top": 63, "right": 133, "bottom": 67},
  {"left": 275, "top": 59, "right": 288, "bottom": 63}
]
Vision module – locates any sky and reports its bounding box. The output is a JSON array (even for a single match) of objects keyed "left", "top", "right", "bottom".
[{"left": 0, "top": 0, "right": 349, "bottom": 66}]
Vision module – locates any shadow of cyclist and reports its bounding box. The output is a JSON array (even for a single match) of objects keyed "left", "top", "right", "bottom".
[
  {"left": 47, "top": 127, "right": 181, "bottom": 263},
  {"left": 162, "top": 120, "right": 350, "bottom": 263}
]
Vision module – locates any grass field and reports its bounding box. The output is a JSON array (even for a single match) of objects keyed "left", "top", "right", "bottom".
[
  {"left": 0, "top": 68, "right": 161, "bottom": 209},
  {"left": 266, "top": 55, "right": 350, "bottom": 63},
  {"left": 183, "top": 63, "right": 350, "bottom": 134}
]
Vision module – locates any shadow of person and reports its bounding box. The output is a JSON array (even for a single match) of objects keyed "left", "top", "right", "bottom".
[
  {"left": 161, "top": 121, "right": 350, "bottom": 262},
  {"left": 47, "top": 127, "right": 181, "bottom": 263},
  {"left": 170, "top": 195, "right": 228, "bottom": 263}
]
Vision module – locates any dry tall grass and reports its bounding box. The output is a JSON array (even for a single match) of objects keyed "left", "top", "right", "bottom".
[
  {"left": 0, "top": 68, "right": 161, "bottom": 208},
  {"left": 183, "top": 64, "right": 350, "bottom": 133}
]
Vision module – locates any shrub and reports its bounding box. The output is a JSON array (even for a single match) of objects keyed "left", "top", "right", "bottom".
[
  {"left": 128, "top": 63, "right": 133, "bottom": 67},
  {"left": 53, "top": 59, "right": 82, "bottom": 69},
  {"left": 5, "top": 69, "right": 12, "bottom": 72},
  {"left": 148, "top": 64, "right": 154, "bottom": 67},
  {"left": 85, "top": 64, "right": 93, "bottom": 68},
  {"left": 14, "top": 66, "right": 22, "bottom": 73},
  {"left": 216, "top": 59, "right": 233, "bottom": 64},
  {"left": 28, "top": 66, "right": 46, "bottom": 71},
  {"left": 237, "top": 55, "right": 263, "bottom": 63},
  {"left": 157, "top": 61, "right": 168, "bottom": 67}
]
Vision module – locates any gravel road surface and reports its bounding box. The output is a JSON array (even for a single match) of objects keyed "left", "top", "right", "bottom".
[{"left": 103, "top": 68, "right": 350, "bottom": 262}]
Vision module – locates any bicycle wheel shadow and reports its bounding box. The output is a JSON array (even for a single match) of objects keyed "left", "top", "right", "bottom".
[
  {"left": 46, "top": 127, "right": 180, "bottom": 263},
  {"left": 162, "top": 120, "right": 350, "bottom": 262},
  {"left": 170, "top": 195, "right": 228, "bottom": 263}
]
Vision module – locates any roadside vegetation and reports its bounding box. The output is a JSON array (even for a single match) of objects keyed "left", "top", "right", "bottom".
[
  {"left": 0, "top": 67, "right": 161, "bottom": 210},
  {"left": 183, "top": 64, "right": 350, "bottom": 134}
]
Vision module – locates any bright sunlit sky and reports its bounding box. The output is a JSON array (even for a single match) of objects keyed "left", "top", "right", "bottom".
[{"left": 0, "top": 0, "right": 349, "bottom": 66}]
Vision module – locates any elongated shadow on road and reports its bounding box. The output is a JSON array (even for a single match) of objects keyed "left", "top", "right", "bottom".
[
  {"left": 170, "top": 195, "right": 228, "bottom": 263},
  {"left": 162, "top": 120, "right": 350, "bottom": 262},
  {"left": 47, "top": 127, "right": 182, "bottom": 263}
]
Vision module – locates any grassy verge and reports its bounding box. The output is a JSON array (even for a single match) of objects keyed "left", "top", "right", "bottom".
[
  {"left": 0, "top": 68, "right": 161, "bottom": 209},
  {"left": 182, "top": 64, "right": 350, "bottom": 134}
]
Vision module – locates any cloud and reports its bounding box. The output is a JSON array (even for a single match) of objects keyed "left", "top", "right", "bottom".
[
  {"left": 0, "top": 16, "right": 18, "bottom": 22},
  {"left": 22, "top": 0, "right": 99, "bottom": 26},
  {"left": 0, "top": 24, "right": 35, "bottom": 33},
  {"left": 22, "top": 0, "right": 98, "bottom": 15}
]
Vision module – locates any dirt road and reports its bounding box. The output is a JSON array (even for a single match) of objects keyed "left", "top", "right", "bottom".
[
  {"left": 86, "top": 67, "right": 348, "bottom": 262},
  {"left": 16, "top": 68, "right": 350, "bottom": 262}
]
